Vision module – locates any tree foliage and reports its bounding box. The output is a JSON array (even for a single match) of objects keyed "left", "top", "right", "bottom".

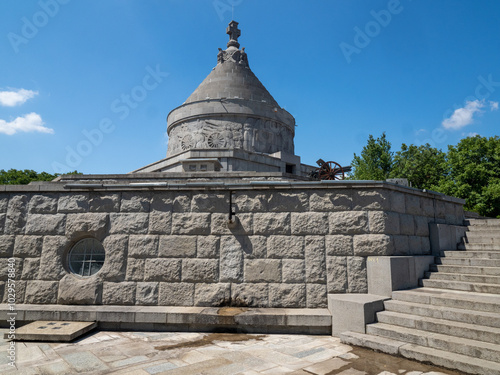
[
  {"left": 350, "top": 133, "right": 393, "bottom": 180},
  {"left": 0, "top": 169, "right": 81, "bottom": 185}
]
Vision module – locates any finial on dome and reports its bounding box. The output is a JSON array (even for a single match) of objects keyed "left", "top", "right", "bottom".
[{"left": 226, "top": 20, "right": 241, "bottom": 48}]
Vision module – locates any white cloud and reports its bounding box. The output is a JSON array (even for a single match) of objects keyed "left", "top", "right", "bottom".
[
  {"left": 0, "top": 113, "right": 54, "bottom": 135},
  {"left": 442, "top": 99, "right": 485, "bottom": 130},
  {"left": 0, "top": 88, "right": 38, "bottom": 107},
  {"left": 490, "top": 101, "right": 499, "bottom": 111}
]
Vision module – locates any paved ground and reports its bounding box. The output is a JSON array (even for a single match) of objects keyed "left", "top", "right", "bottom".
[{"left": 0, "top": 328, "right": 465, "bottom": 375}]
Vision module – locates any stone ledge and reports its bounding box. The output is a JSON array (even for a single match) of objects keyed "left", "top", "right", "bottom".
[{"left": 0, "top": 305, "right": 331, "bottom": 335}]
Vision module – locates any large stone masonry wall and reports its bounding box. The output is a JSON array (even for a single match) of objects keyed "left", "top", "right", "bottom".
[{"left": 0, "top": 182, "right": 464, "bottom": 308}]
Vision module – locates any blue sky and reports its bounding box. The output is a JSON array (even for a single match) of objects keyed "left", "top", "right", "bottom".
[{"left": 1, "top": 0, "right": 499, "bottom": 174}]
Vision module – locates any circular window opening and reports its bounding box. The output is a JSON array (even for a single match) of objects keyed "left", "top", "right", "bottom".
[{"left": 68, "top": 238, "right": 105, "bottom": 277}]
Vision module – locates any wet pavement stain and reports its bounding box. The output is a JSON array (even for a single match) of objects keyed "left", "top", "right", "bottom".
[
  {"left": 154, "top": 332, "right": 265, "bottom": 351},
  {"left": 325, "top": 345, "right": 468, "bottom": 375},
  {"left": 217, "top": 307, "right": 248, "bottom": 316}
]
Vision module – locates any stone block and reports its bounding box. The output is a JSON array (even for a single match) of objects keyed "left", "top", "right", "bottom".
[
  {"left": 159, "top": 283, "right": 194, "bottom": 306},
  {"left": 231, "top": 283, "right": 268, "bottom": 307},
  {"left": 90, "top": 193, "right": 120, "bottom": 212},
  {"left": 99, "top": 235, "right": 128, "bottom": 281},
  {"left": 25, "top": 281, "right": 58, "bottom": 304},
  {"left": 390, "top": 191, "right": 405, "bottom": 213},
  {"left": 211, "top": 213, "right": 252, "bottom": 235},
  {"left": 148, "top": 211, "right": 172, "bottom": 234},
  {"left": 191, "top": 193, "right": 226, "bottom": 213},
  {"left": 325, "top": 235, "right": 353, "bottom": 256},
  {"left": 399, "top": 214, "right": 415, "bottom": 235},
  {"left": 331, "top": 212, "right": 369, "bottom": 237},
  {"left": 0, "top": 213, "right": 4, "bottom": 233},
  {"left": 158, "top": 235, "right": 196, "bottom": 258},
  {"left": 269, "top": 284, "right": 306, "bottom": 308},
  {"left": 405, "top": 194, "right": 421, "bottom": 215},
  {"left": 421, "top": 197, "right": 434, "bottom": 217},
  {"left": 326, "top": 256, "right": 347, "bottom": 293},
  {"left": 234, "top": 192, "right": 267, "bottom": 212},
  {"left": 28, "top": 194, "right": 57, "bottom": 214},
  {"left": 136, "top": 282, "right": 158, "bottom": 305},
  {"left": 65, "top": 213, "right": 108, "bottom": 239},
  {"left": 393, "top": 235, "right": 410, "bottom": 255},
  {"left": 182, "top": 259, "right": 219, "bottom": 282},
  {"left": 267, "top": 236, "right": 304, "bottom": 259},
  {"left": 173, "top": 193, "right": 191, "bottom": 212},
  {"left": 26, "top": 214, "right": 66, "bottom": 235},
  {"left": 3, "top": 279, "right": 25, "bottom": 304},
  {"left": 220, "top": 236, "right": 244, "bottom": 282},
  {"left": 435, "top": 200, "right": 446, "bottom": 219},
  {"left": 244, "top": 259, "right": 281, "bottom": 282},
  {"left": 329, "top": 294, "right": 389, "bottom": 336},
  {"left": 110, "top": 213, "right": 149, "bottom": 234},
  {"left": 347, "top": 257, "right": 367, "bottom": 293},
  {"left": 39, "top": 236, "right": 68, "bottom": 280},
  {"left": 197, "top": 236, "right": 219, "bottom": 258},
  {"left": 5, "top": 194, "right": 28, "bottom": 234},
  {"left": 267, "top": 192, "right": 309, "bottom": 212},
  {"left": 253, "top": 213, "right": 290, "bottom": 235},
  {"left": 21, "top": 258, "right": 40, "bottom": 280},
  {"left": 368, "top": 211, "right": 400, "bottom": 235},
  {"left": 120, "top": 192, "right": 151, "bottom": 212},
  {"left": 306, "top": 284, "right": 327, "bottom": 308},
  {"left": 0, "top": 257, "right": 21, "bottom": 281},
  {"left": 126, "top": 258, "right": 144, "bottom": 281},
  {"left": 0, "top": 235, "right": 14, "bottom": 257},
  {"left": 291, "top": 213, "right": 329, "bottom": 235},
  {"left": 13, "top": 235, "right": 43, "bottom": 257},
  {"left": 353, "top": 234, "right": 395, "bottom": 256},
  {"left": 282, "top": 259, "right": 305, "bottom": 283},
  {"left": 353, "top": 189, "right": 390, "bottom": 211},
  {"left": 58, "top": 274, "right": 102, "bottom": 304},
  {"left": 144, "top": 259, "right": 181, "bottom": 282},
  {"left": 128, "top": 235, "right": 158, "bottom": 258},
  {"left": 150, "top": 192, "right": 174, "bottom": 211},
  {"left": 172, "top": 213, "right": 210, "bottom": 235},
  {"left": 309, "top": 190, "right": 352, "bottom": 212},
  {"left": 408, "top": 236, "right": 422, "bottom": 254},
  {"left": 102, "top": 282, "right": 136, "bottom": 305},
  {"left": 429, "top": 223, "right": 467, "bottom": 253},
  {"left": 421, "top": 237, "right": 431, "bottom": 254},
  {"left": 0, "top": 196, "right": 8, "bottom": 213},
  {"left": 305, "top": 236, "right": 326, "bottom": 283},
  {"left": 194, "top": 283, "right": 231, "bottom": 306},
  {"left": 414, "top": 216, "right": 429, "bottom": 236},
  {"left": 58, "top": 193, "right": 89, "bottom": 213}
]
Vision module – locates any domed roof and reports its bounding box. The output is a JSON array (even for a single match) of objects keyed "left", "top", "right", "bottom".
[{"left": 184, "top": 21, "right": 279, "bottom": 107}]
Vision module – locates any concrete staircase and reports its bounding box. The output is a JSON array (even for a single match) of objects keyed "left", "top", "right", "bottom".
[{"left": 341, "top": 219, "right": 500, "bottom": 375}]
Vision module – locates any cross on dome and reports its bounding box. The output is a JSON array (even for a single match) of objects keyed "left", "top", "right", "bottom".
[{"left": 226, "top": 20, "right": 241, "bottom": 48}]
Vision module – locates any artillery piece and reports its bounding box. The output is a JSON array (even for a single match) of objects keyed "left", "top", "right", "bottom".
[{"left": 310, "top": 159, "right": 352, "bottom": 180}]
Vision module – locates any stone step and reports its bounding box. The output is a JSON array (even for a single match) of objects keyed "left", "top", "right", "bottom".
[
  {"left": 459, "top": 243, "right": 500, "bottom": 251},
  {"left": 436, "top": 257, "right": 500, "bottom": 266},
  {"left": 391, "top": 288, "right": 500, "bottom": 313},
  {"left": 420, "top": 278, "right": 500, "bottom": 294},
  {"left": 367, "top": 322, "right": 500, "bottom": 362},
  {"left": 340, "top": 331, "right": 500, "bottom": 375},
  {"left": 466, "top": 218, "right": 500, "bottom": 226},
  {"left": 376, "top": 310, "right": 500, "bottom": 344},
  {"left": 430, "top": 264, "right": 500, "bottom": 276},
  {"left": 383, "top": 299, "right": 500, "bottom": 328},
  {"left": 465, "top": 232, "right": 500, "bottom": 241},
  {"left": 441, "top": 250, "right": 500, "bottom": 259},
  {"left": 424, "top": 271, "right": 500, "bottom": 285}
]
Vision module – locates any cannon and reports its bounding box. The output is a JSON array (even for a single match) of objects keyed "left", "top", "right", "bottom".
[{"left": 310, "top": 159, "right": 352, "bottom": 180}]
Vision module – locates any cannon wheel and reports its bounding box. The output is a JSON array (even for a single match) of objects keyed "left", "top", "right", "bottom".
[{"left": 318, "top": 161, "right": 345, "bottom": 180}]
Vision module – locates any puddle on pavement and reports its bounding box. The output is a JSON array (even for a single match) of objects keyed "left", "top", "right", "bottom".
[
  {"left": 327, "top": 345, "right": 467, "bottom": 375},
  {"left": 154, "top": 333, "right": 264, "bottom": 351}
]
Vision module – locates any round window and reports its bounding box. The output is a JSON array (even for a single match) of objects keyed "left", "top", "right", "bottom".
[{"left": 68, "top": 238, "right": 105, "bottom": 277}]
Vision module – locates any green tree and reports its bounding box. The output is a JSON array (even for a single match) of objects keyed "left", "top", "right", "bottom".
[
  {"left": 390, "top": 143, "right": 448, "bottom": 189},
  {"left": 350, "top": 133, "right": 393, "bottom": 180},
  {"left": 0, "top": 169, "right": 81, "bottom": 185},
  {"left": 437, "top": 135, "right": 500, "bottom": 218}
]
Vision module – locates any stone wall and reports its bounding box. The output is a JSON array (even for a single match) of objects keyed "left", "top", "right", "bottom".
[{"left": 0, "top": 181, "right": 464, "bottom": 308}]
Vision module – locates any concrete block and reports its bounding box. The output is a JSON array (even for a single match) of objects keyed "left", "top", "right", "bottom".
[
  {"left": 430, "top": 223, "right": 467, "bottom": 253},
  {"left": 329, "top": 294, "right": 389, "bottom": 336}
]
